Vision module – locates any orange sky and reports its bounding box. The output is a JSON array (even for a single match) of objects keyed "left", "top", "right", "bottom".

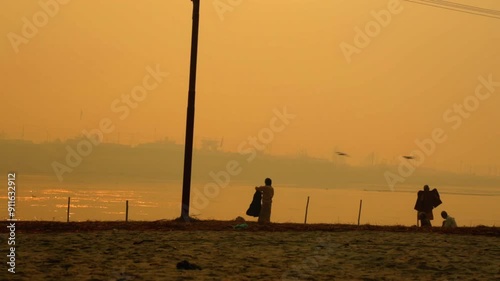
[{"left": 1, "top": 0, "right": 499, "bottom": 174}]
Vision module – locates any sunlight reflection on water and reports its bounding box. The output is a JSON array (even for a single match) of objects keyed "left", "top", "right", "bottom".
[{"left": 0, "top": 175, "right": 498, "bottom": 226}]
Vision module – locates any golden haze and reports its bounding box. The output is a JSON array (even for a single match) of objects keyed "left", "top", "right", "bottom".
[{"left": 1, "top": 0, "right": 499, "bottom": 174}]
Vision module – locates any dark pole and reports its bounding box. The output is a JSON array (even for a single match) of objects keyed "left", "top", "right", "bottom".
[
  {"left": 180, "top": 0, "right": 200, "bottom": 221},
  {"left": 357, "top": 200, "right": 363, "bottom": 226},
  {"left": 67, "top": 197, "right": 71, "bottom": 223},
  {"left": 125, "top": 200, "right": 129, "bottom": 222},
  {"left": 304, "top": 196, "right": 310, "bottom": 224}
]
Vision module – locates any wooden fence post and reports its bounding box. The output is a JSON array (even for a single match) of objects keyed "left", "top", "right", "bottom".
[
  {"left": 126, "top": 200, "right": 129, "bottom": 222},
  {"left": 304, "top": 196, "right": 310, "bottom": 224},
  {"left": 357, "top": 199, "right": 363, "bottom": 226},
  {"left": 67, "top": 197, "right": 71, "bottom": 223}
]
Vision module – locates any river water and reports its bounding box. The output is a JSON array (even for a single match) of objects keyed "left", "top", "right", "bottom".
[{"left": 2, "top": 175, "right": 498, "bottom": 226}]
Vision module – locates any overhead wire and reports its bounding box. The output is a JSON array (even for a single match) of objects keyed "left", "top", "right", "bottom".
[
  {"left": 402, "top": 0, "right": 500, "bottom": 19},
  {"left": 423, "top": 0, "right": 500, "bottom": 16}
]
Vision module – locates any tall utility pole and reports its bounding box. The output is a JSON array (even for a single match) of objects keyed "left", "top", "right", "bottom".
[{"left": 180, "top": 0, "right": 200, "bottom": 221}]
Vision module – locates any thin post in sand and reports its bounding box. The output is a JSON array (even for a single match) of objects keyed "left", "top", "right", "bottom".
[
  {"left": 304, "top": 196, "right": 310, "bottom": 224},
  {"left": 67, "top": 197, "right": 70, "bottom": 223},
  {"left": 126, "top": 200, "right": 129, "bottom": 222},
  {"left": 357, "top": 199, "right": 363, "bottom": 226}
]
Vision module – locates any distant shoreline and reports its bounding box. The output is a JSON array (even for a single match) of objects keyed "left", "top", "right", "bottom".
[{"left": 3, "top": 139, "right": 500, "bottom": 189}]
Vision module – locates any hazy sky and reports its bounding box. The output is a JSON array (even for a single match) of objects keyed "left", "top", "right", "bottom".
[{"left": 1, "top": 0, "right": 499, "bottom": 173}]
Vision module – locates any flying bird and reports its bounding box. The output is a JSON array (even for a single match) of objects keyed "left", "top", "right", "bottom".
[
  {"left": 336, "top": 151, "right": 349, "bottom": 157},
  {"left": 403, "top": 156, "right": 415, "bottom": 160}
]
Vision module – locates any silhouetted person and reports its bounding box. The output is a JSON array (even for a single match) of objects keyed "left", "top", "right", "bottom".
[
  {"left": 255, "top": 178, "right": 274, "bottom": 223},
  {"left": 414, "top": 185, "right": 442, "bottom": 223},
  {"left": 441, "top": 211, "right": 457, "bottom": 228},
  {"left": 419, "top": 212, "right": 432, "bottom": 227}
]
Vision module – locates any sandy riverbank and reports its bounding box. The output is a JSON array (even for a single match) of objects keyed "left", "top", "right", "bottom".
[{"left": 2, "top": 221, "right": 499, "bottom": 280}]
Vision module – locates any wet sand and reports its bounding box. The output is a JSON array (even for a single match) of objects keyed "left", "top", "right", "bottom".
[{"left": 2, "top": 221, "right": 499, "bottom": 280}]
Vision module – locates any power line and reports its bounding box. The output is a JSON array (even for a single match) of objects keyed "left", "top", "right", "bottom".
[
  {"left": 403, "top": 0, "right": 500, "bottom": 20},
  {"left": 404, "top": 0, "right": 500, "bottom": 18},
  {"left": 406, "top": 0, "right": 500, "bottom": 19},
  {"left": 424, "top": 0, "right": 500, "bottom": 16}
]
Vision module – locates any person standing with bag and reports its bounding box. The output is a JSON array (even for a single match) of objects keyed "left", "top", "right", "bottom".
[
  {"left": 414, "top": 185, "right": 442, "bottom": 225},
  {"left": 255, "top": 178, "right": 274, "bottom": 224}
]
